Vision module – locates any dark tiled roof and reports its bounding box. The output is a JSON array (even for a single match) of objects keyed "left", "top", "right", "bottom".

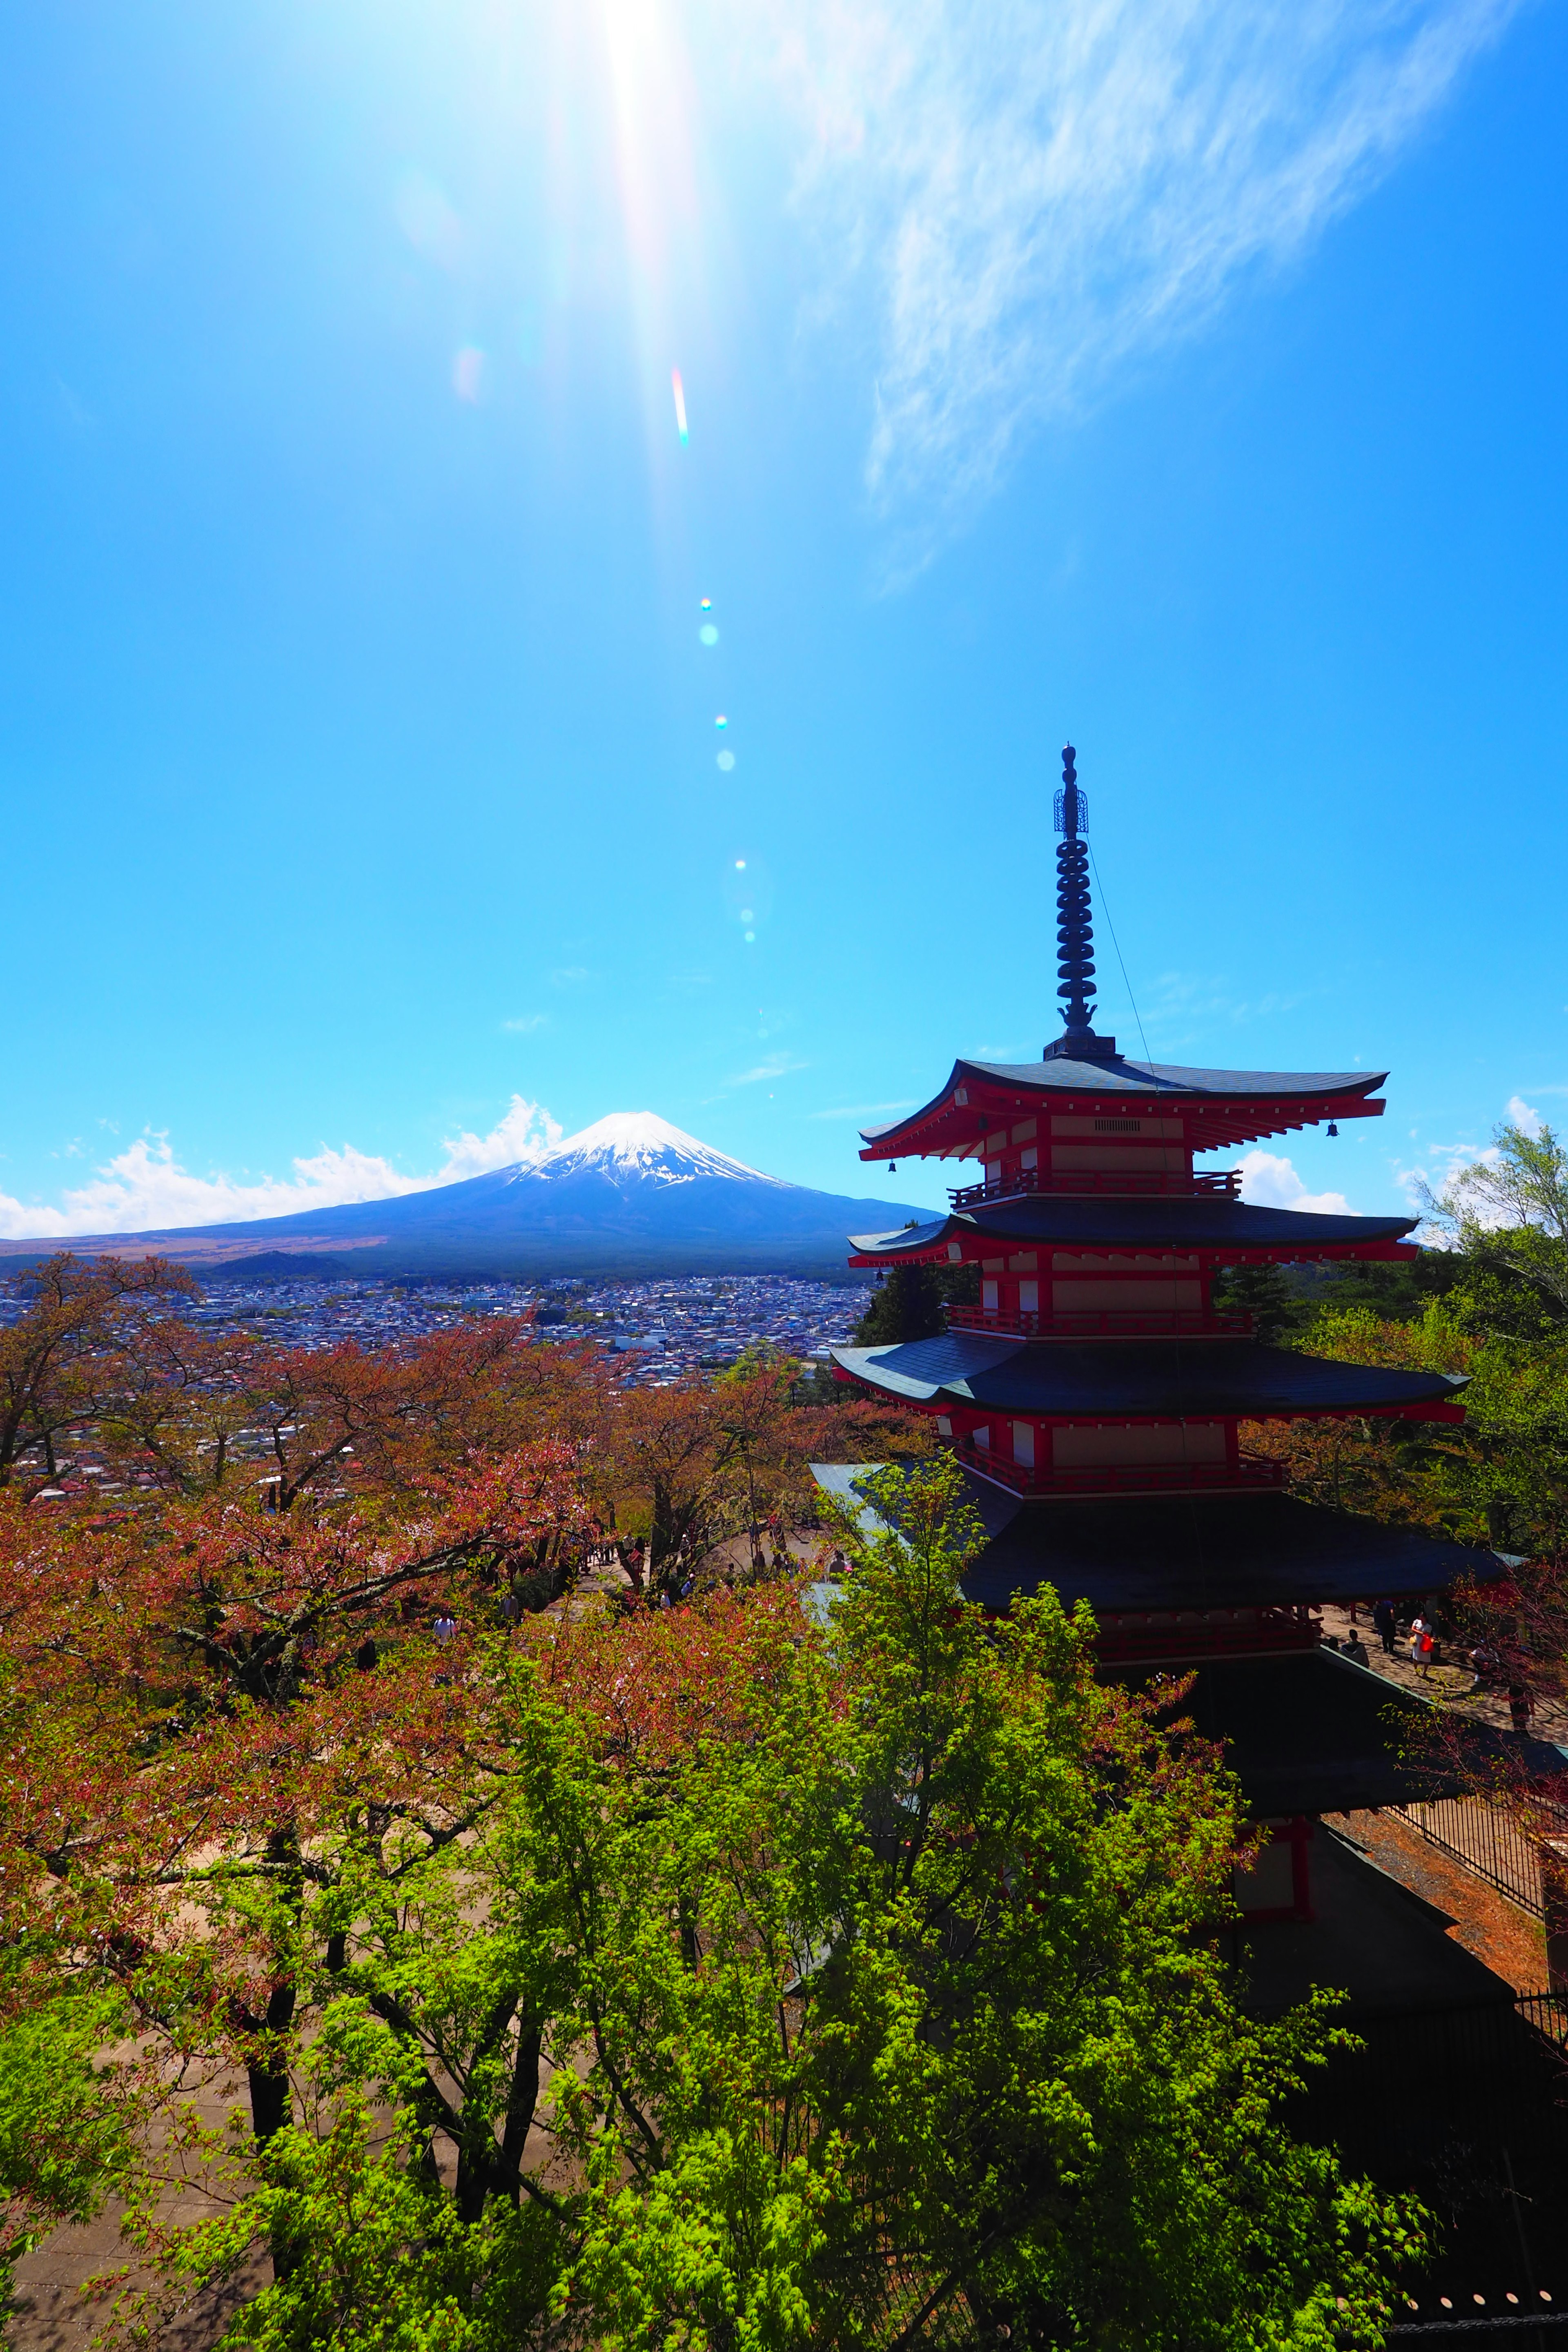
[
  {"left": 848, "top": 1198, "right": 1416, "bottom": 1257},
  {"left": 1144, "top": 1652, "right": 1462, "bottom": 1815},
  {"left": 860, "top": 1056, "right": 1387, "bottom": 1142},
  {"left": 808, "top": 1463, "right": 1498, "bottom": 1613},
  {"left": 832, "top": 1334, "right": 1464, "bottom": 1417}
]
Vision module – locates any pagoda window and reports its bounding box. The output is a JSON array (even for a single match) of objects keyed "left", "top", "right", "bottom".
[
  {"left": 972, "top": 1425, "right": 991, "bottom": 1450},
  {"left": 1050, "top": 1142, "right": 1187, "bottom": 1174},
  {"left": 1053, "top": 1423, "right": 1227, "bottom": 1468},
  {"left": 982, "top": 1280, "right": 1000, "bottom": 1313},
  {"left": 1051, "top": 1116, "right": 1185, "bottom": 1141},
  {"left": 1018, "top": 1278, "right": 1039, "bottom": 1313},
  {"left": 1011, "top": 1422, "right": 1036, "bottom": 1468},
  {"left": 1054, "top": 1275, "right": 1202, "bottom": 1312},
  {"left": 1020, "top": 1147, "right": 1038, "bottom": 1171},
  {"left": 947, "top": 1243, "right": 962, "bottom": 1262}
]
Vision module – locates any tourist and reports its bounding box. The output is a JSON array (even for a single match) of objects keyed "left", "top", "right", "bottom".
[
  {"left": 1508, "top": 1683, "right": 1532, "bottom": 1734},
  {"left": 1409, "top": 1615, "right": 1431, "bottom": 1674},
  {"left": 1372, "top": 1599, "right": 1396, "bottom": 1655}
]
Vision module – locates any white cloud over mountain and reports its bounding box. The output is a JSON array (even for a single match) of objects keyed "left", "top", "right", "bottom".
[
  {"left": 771, "top": 0, "right": 1520, "bottom": 567},
  {"left": 0, "top": 1096, "right": 562, "bottom": 1241},
  {"left": 1236, "top": 1149, "right": 1351, "bottom": 1217}
]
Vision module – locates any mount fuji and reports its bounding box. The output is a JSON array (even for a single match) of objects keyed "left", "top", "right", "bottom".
[{"left": 0, "top": 1113, "right": 928, "bottom": 1281}]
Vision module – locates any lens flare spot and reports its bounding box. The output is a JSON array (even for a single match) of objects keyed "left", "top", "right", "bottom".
[
  {"left": 744, "top": 931, "right": 756, "bottom": 943},
  {"left": 735, "top": 859, "right": 746, "bottom": 870},
  {"left": 740, "top": 907, "right": 754, "bottom": 922},
  {"left": 671, "top": 368, "right": 688, "bottom": 446},
  {"left": 699, "top": 624, "right": 719, "bottom": 646},
  {"left": 714, "top": 713, "right": 727, "bottom": 729},
  {"left": 699, "top": 597, "right": 713, "bottom": 612},
  {"left": 716, "top": 749, "right": 735, "bottom": 771},
  {"left": 451, "top": 345, "right": 485, "bottom": 403}
]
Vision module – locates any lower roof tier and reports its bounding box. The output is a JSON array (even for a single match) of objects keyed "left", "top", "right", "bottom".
[
  {"left": 831, "top": 1332, "right": 1466, "bottom": 1420},
  {"left": 810, "top": 1462, "right": 1502, "bottom": 1615},
  {"left": 849, "top": 1196, "right": 1416, "bottom": 1264},
  {"left": 1134, "top": 1651, "right": 1563, "bottom": 1818}
]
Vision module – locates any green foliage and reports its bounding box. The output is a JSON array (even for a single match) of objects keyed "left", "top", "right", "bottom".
[
  {"left": 131, "top": 1459, "right": 1427, "bottom": 2351},
  {"left": 852, "top": 1260, "right": 977, "bottom": 1346},
  {"left": 1285, "top": 1299, "right": 1568, "bottom": 1561},
  {"left": 0, "top": 1977, "right": 136, "bottom": 2306},
  {"left": 1212, "top": 1261, "right": 1303, "bottom": 1342},
  {"left": 1425, "top": 1118, "right": 1568, "bottom": 1322}
]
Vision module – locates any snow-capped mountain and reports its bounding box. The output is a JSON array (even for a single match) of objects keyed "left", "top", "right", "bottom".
[
  {"left": 508, "top": 1112, "right": 786, "bottom": 1192},
  {"left": 2, "top": 1113, "right": 925, "bottom": 1280}
]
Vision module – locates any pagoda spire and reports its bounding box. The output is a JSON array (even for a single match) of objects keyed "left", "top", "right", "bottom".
[{"left": 1045, "top": 744, "right": 1117, "bottom": 1060}]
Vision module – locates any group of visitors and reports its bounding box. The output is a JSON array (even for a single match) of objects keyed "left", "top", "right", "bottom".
[
  {"left": 1361, "top": 1596, "right": 1535, "bottom": 1731},
  {"left": 1368, "top": 1596, "right": 1441, "bottom": 1670}
]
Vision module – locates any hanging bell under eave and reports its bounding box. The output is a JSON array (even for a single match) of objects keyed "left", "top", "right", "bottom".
[
  {"left": 889, "top": 1161, "right": 897, "bottom": 1172},
  {"left": 1326, "top": 1123, "right": 1339, "bottom": 1137}
]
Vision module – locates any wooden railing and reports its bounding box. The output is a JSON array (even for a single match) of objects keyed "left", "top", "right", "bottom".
[
  {"left": 947, "top": 1168, "right": 1241, "bottom": 1208},
  {"left": 944, "top": 1306, "right": 1253, "bottom": 1341},
  {"left": 953, "top": 1442, "right": 1286, "bottom": 1499}
]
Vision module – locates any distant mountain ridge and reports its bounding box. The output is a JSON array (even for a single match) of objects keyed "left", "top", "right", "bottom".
[{"left": 0, "top": 1113, "right": 926, "bottom": 1280}]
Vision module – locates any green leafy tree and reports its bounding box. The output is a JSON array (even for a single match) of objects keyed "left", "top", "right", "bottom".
[
  {"left": 0, "top": 1975, "right": 138, "bottom": 2311},
  {"left": 135, "top": 1458, "right": 1423, "bottom": 2350},
  {"left": 1212, "top": 1260, "right": 1302, "bottom": 1342},
  {"left": 1422, "top": 1117, "right": 1568, "bottom": 1323},
  {"left": 853, "top": 1259, "right": 978, "bottom": 1347}
]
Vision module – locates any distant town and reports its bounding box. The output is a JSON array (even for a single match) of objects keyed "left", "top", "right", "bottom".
[{"left": 0, "top": 1267, "right": 869, "bottom": 1385}]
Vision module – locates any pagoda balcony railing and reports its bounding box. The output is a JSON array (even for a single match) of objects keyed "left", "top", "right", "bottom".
[
  {"left": 947, "top": 1168, "right": 1241, "bottom": 1209},
  {"left": 944, "top": 1306, "right": 1254, "bottom": 1342},
  {"left": 952, "top": 1441, "right": 1287, "bottom": 1500}
]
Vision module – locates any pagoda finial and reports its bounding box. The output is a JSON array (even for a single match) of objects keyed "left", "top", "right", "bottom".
[{"left": 1045, "top": 744, "right": 1117, "bottom": 1061}]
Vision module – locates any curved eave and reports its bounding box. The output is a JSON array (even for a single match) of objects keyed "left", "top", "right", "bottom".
[
  {"left": 831, "top": 1339, "right": 1468, "bottom": 1422},
  {"left": 859, "top": 1059, "right": 1390, "bottom": 1160},
  {"left": 847, "top": 1200, "right": 1418, "bottom": 1266},
  {"left": 811, "top": 1463, "right": 1505, "bottom": 1613}
]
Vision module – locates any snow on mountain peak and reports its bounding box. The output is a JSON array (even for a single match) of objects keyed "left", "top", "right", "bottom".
[{"left": 514, "top": 1111, "right": 787, "bottom": 1189}]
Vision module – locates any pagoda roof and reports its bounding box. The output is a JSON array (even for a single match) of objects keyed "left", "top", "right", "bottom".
[
  {"left": 1143, "top": 1651, "right": 1515, "bottom": 1817},
  {"left": 831, "top": 1334, "right": 1465, "bottom": 1421},
  {"left": 810, "top": 1463, "right": 1500, "bottom": 1614},
  {"left": 861, "top": 1055, "right": 1388, "bottom": 1159},
  {"left": 848, "top": 1196, "right": 1416, "bottom": 1263}
]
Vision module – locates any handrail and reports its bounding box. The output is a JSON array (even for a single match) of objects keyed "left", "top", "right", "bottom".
[
  {"left": 947, "top": 1168, "right": 1240, "bottom": 1208},
  {"left": 944, "top": 1306, "right": 1254, "bottom": 1341},
  {"left": 952, "top": 1442, "right": 1286, "bottom": 1499}
]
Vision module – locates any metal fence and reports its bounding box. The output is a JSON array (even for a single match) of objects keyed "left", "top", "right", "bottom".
[
  {"left": 1387, "top": 1796, "right": 1558, "bottom": 1919},
  {"left": 1516, "top": 1988, "right": 1568, "bottom": 2049}
]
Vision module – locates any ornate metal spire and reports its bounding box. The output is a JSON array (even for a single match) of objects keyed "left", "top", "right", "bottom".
[{"left": 1045, "top": 744, "right": 1117, "bottom": 1061}]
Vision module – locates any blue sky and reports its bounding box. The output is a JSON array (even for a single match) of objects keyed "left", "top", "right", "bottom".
[{"left": 2, "top": 0, "right": 1564, "bottom": 1237}]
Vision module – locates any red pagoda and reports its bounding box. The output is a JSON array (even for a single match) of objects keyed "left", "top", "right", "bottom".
[{"left": 816, "top": 748, "right": 1501, "bottom": 1913}]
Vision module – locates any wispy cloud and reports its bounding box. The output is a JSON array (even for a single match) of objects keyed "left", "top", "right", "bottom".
[
  {"left": 730, "top": 1052, "right": 810, "bottom": 1087},
  {"left": 503, "top": 1013, "right": 548, "bottom": 1033},
  {"left": 550, "top": 966, "right": 589, "bottom": 989},
  {"left": 1394, "top": 1093, "right": 1549, "bottom": 1221},
  {"left": 771, "top": 0, "right": 1520, "bottom": 571},
  {"left": 0, "top": 1096, "right": 564, "bottom": 1241}
]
